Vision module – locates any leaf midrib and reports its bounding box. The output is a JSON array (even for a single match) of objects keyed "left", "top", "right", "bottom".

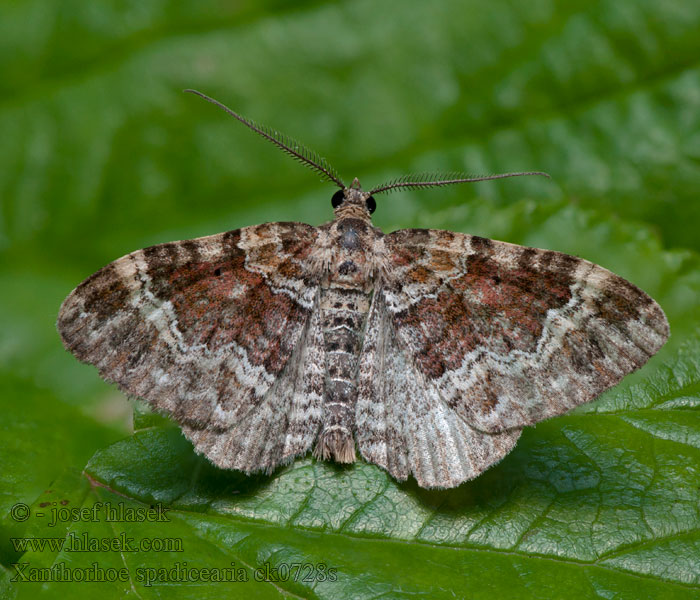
[
  {"left": 177, "top": 508, "right": 700, "bottom": 591},
  {"left": 80, "top": 470, "right": 700, "bottom": 590}
]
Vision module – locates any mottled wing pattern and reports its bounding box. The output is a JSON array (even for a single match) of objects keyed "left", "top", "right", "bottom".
[
  {"left": 57, "top": 222, "right": 324, "bottom": 473},
  {"left": 183, "top": 299, "right": 325, "bottom": 472},
  {"left": 357, "top": 292, "right": 521, "bottom": 488},
  {"left": 379, "top": 229, "right": 669, "bottom": 436}
]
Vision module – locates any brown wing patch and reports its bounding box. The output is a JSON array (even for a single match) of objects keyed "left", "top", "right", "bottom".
[
  {"left": 57, "top": 222, "right": 320, "bottom": 437},
  {"left": 356, "top": 293, "right": 521, "bottom": 489},
  {"left": 383, "top": 228, "right": 669, "bottom": 434}
]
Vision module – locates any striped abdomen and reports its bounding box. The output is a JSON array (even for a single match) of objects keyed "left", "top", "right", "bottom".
[{"left": 314, "top": 284, "right": 371, "bottom": 462}]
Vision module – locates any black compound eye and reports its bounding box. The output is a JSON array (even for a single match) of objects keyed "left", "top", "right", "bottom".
[
  {"left": 331, "top": 189, "right": 345, "bottom": 209},
  {"left": 365, "top": 195, "right": 376, "bottom": 214}
]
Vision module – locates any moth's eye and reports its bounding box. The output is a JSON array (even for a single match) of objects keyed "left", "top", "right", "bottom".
[
  {"left": 331, "top": 190, "right": 345, "bottom": 209},
  {"left": 365, "top": 196, "right": 376, "bottom": 214}
]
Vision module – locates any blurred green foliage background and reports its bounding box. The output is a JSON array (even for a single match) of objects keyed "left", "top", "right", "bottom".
[{"left": 1, "top": 1, "right": 699, "bottom": 598}]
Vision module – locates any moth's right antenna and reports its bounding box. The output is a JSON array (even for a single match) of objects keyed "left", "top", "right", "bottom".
[
  {"left": 185, "top": 89, "right": 345, "bottom": 189},
  {"left": 369, "top": 171, "right": 550, "bottom": 195}
]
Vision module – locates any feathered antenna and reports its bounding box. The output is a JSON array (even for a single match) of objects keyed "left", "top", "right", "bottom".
[
  {"left": 369, "top": 171, "right": 550, "bottom": 195},
  {"left": 184, "top": 89, "right": 345, "bottom": 189}
]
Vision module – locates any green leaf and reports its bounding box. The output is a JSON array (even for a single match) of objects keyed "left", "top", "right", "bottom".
[
  {"left": 0, "top": 377, "right": 122, "bottom": 565},
  {"left": 2, "top": 0, "right": 700, "bottom": 257}
]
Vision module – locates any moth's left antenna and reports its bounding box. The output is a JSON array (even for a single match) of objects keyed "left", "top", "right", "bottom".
[{"left": 184, "top": 89, "right": 345, "bottom": 189}]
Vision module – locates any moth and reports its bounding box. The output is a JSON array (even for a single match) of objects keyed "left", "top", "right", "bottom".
[{"left": 58, "top": 90, "right": 669, "bottom": 489}]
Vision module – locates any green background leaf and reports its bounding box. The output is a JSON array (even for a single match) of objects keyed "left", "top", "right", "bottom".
[{"left": 1, "top": 0, "right": 699, "bottom": 598}]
